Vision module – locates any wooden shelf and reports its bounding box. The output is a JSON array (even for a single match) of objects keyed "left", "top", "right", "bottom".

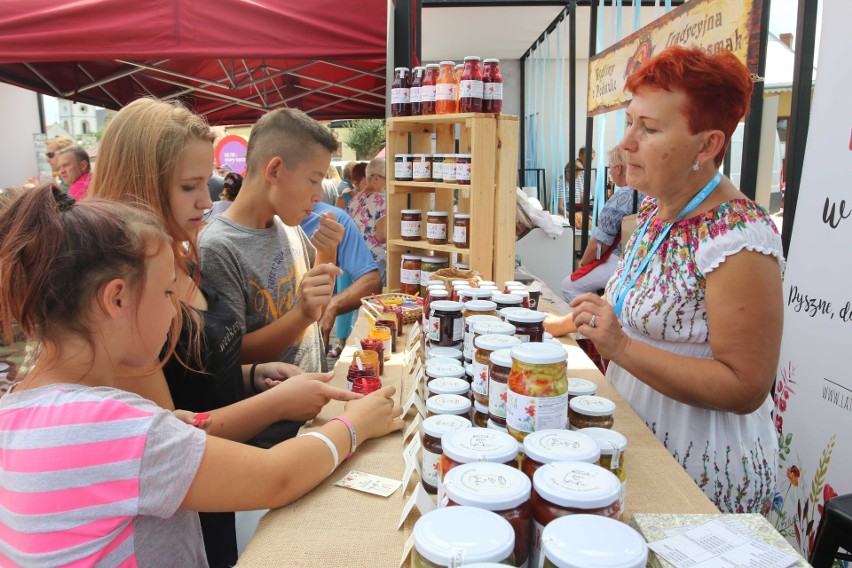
[{"left": 387, "top": 239, "right": 471, "bottom": 257}]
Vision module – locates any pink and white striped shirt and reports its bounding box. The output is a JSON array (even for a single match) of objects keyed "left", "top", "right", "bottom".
[{"left": 0, "top": 384, "right": 207, "bottom": 567}]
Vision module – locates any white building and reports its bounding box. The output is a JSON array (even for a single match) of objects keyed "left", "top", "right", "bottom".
[{"left": 58, "top": 99, "right": 97, "bottom": 136}]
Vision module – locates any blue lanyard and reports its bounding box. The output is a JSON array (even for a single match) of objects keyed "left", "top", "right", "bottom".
[{"left": 612, "top": 173, "right": 722, "bottom": 318}]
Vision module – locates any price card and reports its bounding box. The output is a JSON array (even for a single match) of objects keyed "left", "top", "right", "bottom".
[
  {"left": 398, "top": 483, "right": 436, "bottom": 529},
  {"left": 401, "top": 453, "right": 421, "bottom": 490},
  {"left": 407, "top": 321, "right": 422, "bottom": 349},
  {"left": 335, "top": 470, "right": 402, "bottom": 498},
  {"left": 403, "top": 413, "right": 423, "bottom": 443},
  {"left": 403, "top": 434, "right": 422, "bottom": 467},
  {"left": 402, "top": 386, "right": 418, "bottom": 417},
  {"left": 399, "top": 533, "right": 415, "bottom": 567},
  {"left": 412, "top": 393, "right": 427, "bottom": 418}
]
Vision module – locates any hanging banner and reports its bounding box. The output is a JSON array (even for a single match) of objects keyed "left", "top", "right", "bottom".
[
  {"left": 766, "top": 1, "right": 851, "bottom": 559},
  {"left": 587, "top": 0, "right": 762, "bottom": 116},
  {"left": 215, "top": 134, "right": 248, "bottom": 175}
]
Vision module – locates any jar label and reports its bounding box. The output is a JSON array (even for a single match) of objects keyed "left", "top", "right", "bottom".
[
  {"left": 413, "top": 161, "right": 431, "bottom": 179},
  {"left": 452, "top": 316, "right": 464, "bottom": 342},
  {"left": 420, "top": 270, "right": 433, "bottom": 286},
  {"left": 515, "top": 333, "right": 531, "bottom": 343},
  {"left": 507, "top": 391, "right": 568, "bottom": 433},
  {"left": 443, "top": 164, "right": 457, "bottom": 181},
  {"left": 463, "top": 330, "right": 474, "bottom": 360},
  {"left": 484, "top": 82, "right": 504, "bottom": 101},
  {"left": 432, "top": 162, "right": 443, "bottom": 180},
  {"left": 401, "top": 219, "right": 421, "bottom": 237},
  {"left": 391, "top": 87, "right": 410, "bottom": 104},
  {"left": 531, "top": 518, "right": 564, "bottom": 568},
  {"left": 455, "top": 161, "right": 472, "bottom": 181},
  {"left": 410, "top": 86, "right": 421, "bottom": 103},
  {"left": 453, "top": 225, "right": 467, "bottom": 244},
  {"left": 488, "top": 378, "right": 508, "bottom": 418},
  {"left": 436, "top": 83, "right": 456, "bottom": 101},
  {"left": 421, "top": 84, "right": 437, "bottom": 102},
  {"left": 394, "top": 161, "right": 413, "bottom": 178},
  {"left": 400, "top": 268, "right": 420, "bottom": 285},
  {"left": 459, "top": 80, "right": 484, "bottom": 99},
  {"left": 471, "top": 360, "right": 489, "bottom": 396},
  {"left": 421, "top": 447, "right": 442, "bottom": 488},
  {"left": 427, "top": 221, "right": 447, "bottom": 240},
  {"left": 430, "top": 315, "right": 439, "bottom": 335}
]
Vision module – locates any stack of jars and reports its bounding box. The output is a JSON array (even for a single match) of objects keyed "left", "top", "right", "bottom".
[
  {"left": 397, "top": 208, "right": 472, "bottom": 249},
  {"left": 391, "top": 57, "right": 504, "bottom": 117}
]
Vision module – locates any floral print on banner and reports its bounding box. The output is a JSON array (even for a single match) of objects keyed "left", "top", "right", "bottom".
[
  {"left": 605, "top": 197, "right": 784, "bottom": 514},
  {"left": 346, "top": 191, "right": 386, "bottom": 282}
]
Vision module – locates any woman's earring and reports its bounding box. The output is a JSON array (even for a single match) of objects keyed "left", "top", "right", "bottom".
[{"left": 692, "top": 161, "right": 700, "bottom": 171}]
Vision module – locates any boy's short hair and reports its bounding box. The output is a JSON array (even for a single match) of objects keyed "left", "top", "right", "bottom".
[{"left": 246, "top": 109, "right": 338, "bottom": 175}]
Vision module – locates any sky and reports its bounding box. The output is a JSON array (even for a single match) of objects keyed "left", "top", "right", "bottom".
[{"left": 41, "top": 0, "right": 821, "bottom": 127}]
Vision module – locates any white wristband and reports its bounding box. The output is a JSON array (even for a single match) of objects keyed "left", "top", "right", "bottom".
[{"left": 301, "top": 431, "right": 339, "bottom": 475}]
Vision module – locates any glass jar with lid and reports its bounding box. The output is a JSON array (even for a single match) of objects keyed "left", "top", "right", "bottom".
[
  {"left": 487, "top": 418, "right": 508, "bottom": 434},
  {"left": 459, "top": 288, "right": 493, "bottom": 303},
  {"left": 426, "top": 211, "right": 449, "bottom": 245},
  {"left": 442, "top": 155, "right": 457, "bottom": 183},
  {"left": 413, "top": 154, "right": 432, "bottom": 182},
  {"left": 471, "top": 399, "right": 489, "bottom": 427},
  {"left": 421, "top": 414, "right": 471, "bottom": 493},
  {"left": 391, "top": 67, "right": 411, "bottom": 117},
  {"left": 421, "top": 63, "right": 440, "bottom": 115},
  {"left": 487, "top": 348, "right": 512, "bottom": 429},
  {"left": 442, "top": 462, "right": 532, "bottom": 567},
  {"left": 491, "top": 293, "right": 523, "bottom": 311},
  {"left": 440, "top": 427, "right": 519, "bottom": 480},
  {"left": 580, "top": 427, "right": 628, "bottom": 487},
  {"left": 451, "top": 284, "right": 470, "bottom": 302},
  {"left": 428, "top": 376, "right": 470, "bottom": 399},
  {"left": 507, "top": 289, "right": 530, "bottom": 308},
  {"left": 425, "top": 361, "right": 466, "bottom": 385},
  {"left": 569, "top": 395, "right": 616, "bottom": 430},
  {"left": 394, "top": 154, "right": 413, "bottom": 181},
  {"left": 463, "top": 314, "right": 501, "bottom": 364},
  {"left": 400, "top": 255, "right": 421, "bottom": 295},
  {"left": 401, "top": 209, "right": 422, "bottom": 241},
  {"left": 412, "top": 506, "right": 515, "bottom": 567},
  {"left": 473, "top": 334, "right": 522, "bottom": 406},
  {"left": 506, "top": 343, "right": 568, "bottom": 442},
  {"left": 420, "top": 257, "right": 449, "bottom": 295},
  {"left": 469, "top": 319, "right": 515, "bottom": 365},
  {"left": 426, "top": 346, "right": 463, "bottom": 363},
  {"left": 430, "top": 300, "right": 464, "bottom": 347},
  {"left": 505, "top": 309, "right": 546, "bottom": 343},
  {"left": 530, "top": 462, "right": 623, "bottom": 566},
  {"left": 431, "top": 154, "right": 444, "bottom": 182},
  {"left": 424, "top": 288, "right": 448, "bottom": 332},
  {"left": 453, "top": 213, "right": 471, "bottom": 248},
  {"left": 458, "top": 56, "right": 484, "bottom": 113},
  {"left": 539, "top": 515, "right": 647, "bottom": 568},
  {"left": 463, "top": 299, "right": 497, "bottom": 319},
  {"left": 455, "top": 155, "right": 472, "bottom": 185},
  {"left": 426, "top": 394, "right": 471, "bottom": 418},
  {"left": 521, "top": 429, "right": 601, "bottom": 481},
  {"left": 498, "top": 306, "right": 529, "bottom": 323},
  {"left": 482, "top": 59, "right": 504, "bottom": 114}
]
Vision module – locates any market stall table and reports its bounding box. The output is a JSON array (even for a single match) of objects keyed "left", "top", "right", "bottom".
[{"left": 236, "top": 311, "right": 718, "bottom": 567}]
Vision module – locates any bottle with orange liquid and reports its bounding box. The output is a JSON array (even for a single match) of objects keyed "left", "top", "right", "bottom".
[{"left": 436, "top": 61, "right": 458, "bottom": 115}]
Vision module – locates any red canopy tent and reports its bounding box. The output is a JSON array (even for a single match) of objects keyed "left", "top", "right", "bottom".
[{"left": 0, "top": 0, "right": 389, "bottom": 123}]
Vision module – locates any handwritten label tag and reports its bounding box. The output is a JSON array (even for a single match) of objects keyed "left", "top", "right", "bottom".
[
  {"left": 403, "top": 434, "right": 422, "bottom": 467},
  {"left": 412, "top": 367, "right": 425, "bottom": 396},
  {"left": 402, "top": 454, "right": 421, "bottom": 489},
  {"left": 412, "top": 394, "right": 427, "bottom": 418},
  {"left": 407, "top": 321, "right": 422, "bottom": 348},
  {"left": 335, "top": 470, "right": 402, "bottom": 497},
  {"left": 403, "top": 413, "right": 423, "bottom": 443},
  {"left": 398, "top": 483, "right": 436, "bottom": 530},
  {"left": 402, "top": 386, "right": 418, "bottom": 417},
  {"left": 399, "top": 533, "right": 415, "bottom": 567}
]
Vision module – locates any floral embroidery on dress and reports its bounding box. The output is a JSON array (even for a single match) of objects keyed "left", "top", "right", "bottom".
[{"left": 346, "top": 191, "right": 387, "bottom": 278}]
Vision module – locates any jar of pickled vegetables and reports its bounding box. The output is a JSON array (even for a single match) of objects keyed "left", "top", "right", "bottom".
[
  {"left": 568, "top": 395, "right": 615, "bottom": 430},
  {"left": 487, "top": 348, "right": 512, "bottom": 428},
  {"left": 420, "top": 257, "right": 449, "bottom": 295},
  {"left": 400, "top": 255, "right": 421, "bottom": 296},
  {"left": 421, "top": 414, "right": 471, "bottom": 493},
  {"left": 412, "top": 507, "right": 515, "bottom": 567},
  {"left": 473, "top": 334, "right": 522, "bottom": 406},
  {"left": 540, "top": 515, "right": 647, "bottom": 568},
  {"left": 506, "top": 343, "right": 568, "bottom": 442},
  {"left": 440, "top": 427, "right": 519, "bottom": 480},
  {"left": 426, "top": 394, "right": 471, "bottom": 418},
  {"left": 520, "top": 429, "right": 601, "bottom": 481}
]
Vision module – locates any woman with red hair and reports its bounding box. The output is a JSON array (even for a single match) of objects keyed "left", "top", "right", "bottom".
[{"left": 570, "top": 46, "right": 783, "bottom": 513}]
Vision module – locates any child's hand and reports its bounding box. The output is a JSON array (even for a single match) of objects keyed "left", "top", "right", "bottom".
[
  {"left": 252, "top": 362, "right": 303, "bottom": 392},
  {"left": 297, "top": 264, "right": 342, "bottom": 322},
  {"left": 310, "top": 211, "right": 345, "bottom": 252},
  {"left": 173, "top": 410, "right": 212, "bottom": 431}
]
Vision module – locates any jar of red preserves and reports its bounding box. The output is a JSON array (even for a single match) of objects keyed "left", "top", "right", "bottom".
[
  {"left": 421, "top": 414, "right": 471, "bottom": 493},
  {"left": 520, "top": 429, "right": 601, "bottom": 481},
  {"left": 401, "top": 209, "right": 422, "bottom": 241},
  {"left": 410, "top": 66, "right": 425, "bottom": 116},
  {"left": 439, "top": 427, "right": 519, "bottom": 481},
  {"left": 391, "top": 67, "right": 411, "bottom": 117},
  {"left": 421, "top": 63, "right": 439, "bottom": 116},
  {"left": 482, "top": 59, "right": 503, "bottom": 114},
  {"left": 459, "top": 56, "right": 483, "bottom": 113}
]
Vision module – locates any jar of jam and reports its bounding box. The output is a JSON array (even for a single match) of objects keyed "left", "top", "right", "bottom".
[
  {"left": 375, "top": 319, "right": 397, "bottom": 352},
  {"left": 351, "top": 350, "right": 380, "bottom": 377},
  {"left": 401, "top": 209, "right": 422, "bottom": 241},
  {"left": 443, "top": 463, "right": 532, "bottom": 568},
  {"left": 426, "top": 346, "right": 463, "bottom": 363},
  {"left": 487, "top": 348, "right": 512, "bottom": 428},
  {"left": 491, "top": 293, "right": 523, "bottom": 311},
  {"left": 391, "top": 67, "right": 411, "bottom": 117},
  {"left": 508, "top": 289, "right": 530, "bottom": 308},
  {"left": 420, "top": 257, "right": 449, "bottom": 295},
  {"left": 426, "top": 211, "right": 449, "bottom": 245},
  {"left": 498, "top": 306, "right": 528, "bottom": 323},
  {"left": 530, "top": 462, "right": 623, "bottom": 566},
  {"left": 442, "top": 155, "right": 457, "bottom": 183},
  {"left": 463, "top": 300, "right": 497, "bottom": 322},
  {"left": 431, "top": 154, "right": 444, "bottom": 182},
  {"left": 453, "top": 213, "right": 470, "bottom": 248},
  {"left": 521, "top": 429, "right": 601, "bottom": 481},
  {"left": 359, "top": 337, "right": 384, "bottom": 374},
  {"left": 482, "top": 58, "right": 504, "bottom": 114},
  {"left": 567, "top": 377, "right": 597, "bottom": 403},
  {"left": 487, "top": 418, "right": 508, "bottom": 434},
  {"left": 425, "top": 361, "right": 466, "bottom": 385},
  {"left": 505, "top": 309, "right": 546, "bottom": 343},
  {"left": 426, "top": 394, "right": 471, "bottom": 418},
  {"left": 426, "top": 357, "right": 460, "bottom": 371},
  {"left": 463, "top": 314, "right": 500, "bottom": 364},
  {"left": 346, "top": 362, "right": 378, "bottom": 391},
  {"left": 455, "top": 155, "right": 472, "bottom": 185},
  {"left": 471, "top": 400, "right": 489, "bottom": 427},
  {"left": 435, "top": 61, "right": 457, "bottom": 115},
  {"left": 431, "top": 300, "right": 464, "bottom": 346},
  {"left": 412, "top": 507, "right": 515, "bottom": 567},
  {"left": 410, "top": 66, "right": 425, "bottom": 116},
  {"left": 394, "top": 154, "right": 413, "bottom": 181},
  {"left": 451, "top": 284, "right": 470, "bottom": 302},
  {"left": 421, "top": 414, "right": 471, "bottom": 493},
  {"left": 569, "top": 396, "right": 615, "bottom": 430},
  {"left": 473, "top": 334, "right": 522, "bottom": 406},
  {"left": 400, "top": 255, "right": 421, "bottom": 295},
  {"left": 425, "top": 289, "right": 449, "bottom": 333},
  {"left": 421, "top": 63, "right": 439, "bottom": 116},
  {"left": 479, "top": 280, "right": 496, "bottom": 287},
  {"left": 458, "top": 56, "right": 484, "bottom": 113},
  {"left": 503, "top": 281, "right": 523, "bottom": 292},
  {"left": 459, "top": 288, "right": 493, "bottom": 304},
  {"left": 506, "top": 343, "right": 568, "bottom": 442},
  {"left": 428, "top": 377, "right": 470, "bottom": 399},
  {"left": 368, "top": 326, "right": 392, "bottom": 361},
  {"left": 351, "top": 376, "right": 382, "bottom": 395},
  {"left": 540, "top": 515, "right": 647, "bottom": 568},
  {"left": 413, "top": 154, "right": 432, "bottom": 182},
  {"left": 440, "top": 427, "right": 519, "bottom": 480},
  {"left": 580, "top": 427, "right": 628, "bottom": 490}
]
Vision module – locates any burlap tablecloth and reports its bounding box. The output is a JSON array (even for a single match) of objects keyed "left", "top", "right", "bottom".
[{"left": 236, "top": 312, "right": 718, "bottom": 567}]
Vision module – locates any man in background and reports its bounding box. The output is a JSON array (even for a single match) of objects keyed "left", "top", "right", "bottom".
[{"left": 57, "top": 146, "right": 92, "bottom": 200}]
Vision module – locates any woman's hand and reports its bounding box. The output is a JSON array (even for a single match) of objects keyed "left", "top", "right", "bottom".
[
  {"left": 342, "top": 386, "right": 404, "bottom": 442},
  {"left": 569, "top": 293, "right": 630, "bottom": 361},
  {"left": 253, "top": 362, "right": 303, "bottom": 392},
  {"left": 265, "top": 372, "right": 362, "bottom": 422}
]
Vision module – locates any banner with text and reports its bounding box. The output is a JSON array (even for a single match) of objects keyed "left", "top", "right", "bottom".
[
  {"left": 587, "top": 0, "right": 762, "bottom": 116},
  {"left": 767, "top": 1, "right": 851, "bottom": 558}
]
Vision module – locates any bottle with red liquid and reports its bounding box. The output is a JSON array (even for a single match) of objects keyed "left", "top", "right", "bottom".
[
  {"left": 482, "top": 59, "right": 504, "bottom": 114},
  {"left": 459, "top": 56, "right": 484, "bottom": 113},
  {"left": 391, "top": 67, "right": 411, "bottom": 117},
  {"left": 410, "top": 66, "right": 425, "bottom": 116},
  {"left": 421, "top": 63, "right": 439, "bottom": 115}
]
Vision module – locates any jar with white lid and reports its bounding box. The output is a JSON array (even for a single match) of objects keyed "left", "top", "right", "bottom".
[
  {"left": 442, "top": 462, "right": 532, "bottom": 568},
  {"left": 455, "top": 154, "right": 472, "bottom": 184},
  {"left": 471, "top": 399, "right": 489, "bottom": 427},
  {"left": 567, "top": 377, "right": 597, "bottom": 401},
  {"left": 491, "top": 293, "right": 523, "bottom": 311},
  {"left": 521, "top": 429, "right": 601, "bottom": 481},
  {"left": 427, "top": 211, "right": 450, "bottom": 245},
  {"left": 427, "top": 376, "right": 469, "bottom": 398},
  {"left": 530, "top": 462, "right": 623, "bottom": 566},
  {"left": 463, "top": 313, "right": 501, "bottom": 364},
  {"left": 425, "top": 360, "right": 465, "bottom": 382},
  {"left": 426, "top": 393, "right": 471, "bottom": 418},
  {"left": 401, "top": 210, "right": 423, "bottom": 241},
  {"left": 505, "top": 309, "right": 545, "bottom": 343},
  {"left": 479, "top": 280, "right": 496, "bottom": 287},
  {"left": 431, "top": 300, "right": 464, "bottom": 346},
  {"left": 440, "top": 427, "right": 519, "bottom": 481},
  {"left": 487, "top": 418, "right": 508, "bottom": 433},
  {"left": 540, "top": 514, "right": 647, "bottom": 568},
  {"left": 506, "top": 343, "right": 569, "bottom": 442},
  {"left": 421, "top": 414, "right": 472, "bottom": 493},
  {"left": 412, "top": 506, "right": 515, "bottom": 568},
  {"left": 400, "top": 254, "right": 422, "bottom": 295},
  {"left": 427, "top": 346, "right": 463, "bottom": 363},
  {"left": 469, "top": 319, "right": 515, "bottom": 366},
  {"left": 499, "top": 306, "right": 530, "bottom": 323},
  {"left": 487, "top": 348, "right": 513, "bottom": 428},
  {"left": 394, "top": 154, "right": 413, "bottom": 180},
  {"left": 412, "top": 154, "right": 432, "bottom": 181},
  {"left": 580, "top": 427, "right": 628, "bottom": 488},
  {"left": 472, "top": 334, "right": 522, "bottom": 405},
  {"left": 569, "top": 395, "right": 616, "bottom": 430},
  {"left": 459, "top": 288, "right": 494, "bottom": 303}
]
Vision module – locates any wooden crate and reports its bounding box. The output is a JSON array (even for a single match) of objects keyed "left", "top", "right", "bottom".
[{"left": 385, "top": 113, "right": 519, "bottom": 291}]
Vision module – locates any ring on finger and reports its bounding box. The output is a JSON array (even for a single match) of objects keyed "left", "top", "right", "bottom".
[{"left": 589, "top": 315, "right": 597, "bottom": 328}]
